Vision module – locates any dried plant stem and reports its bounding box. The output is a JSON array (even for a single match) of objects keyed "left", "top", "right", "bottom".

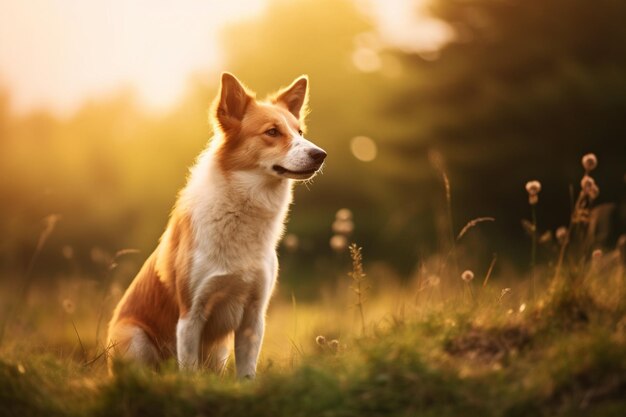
[
  {"left": 530, "top": 204, "right": 537, "bottom": 301},
  {"left": 348, "top": 244, "right": 368, "bottom": 336},
  {"left": 0, "top": 214, "right": 60, "bottom": 346},
  {"left": 482, "top": 254, "right": 498, "bottom": 288},
  {"left": 71, "top": 318, "right": 87, "bottom": 360},
  {"left": 553, "top": 188, "right": 586, "bottom": 285},
  {"left": 457, "top": 217, "right": 495, "bottom": 241}
]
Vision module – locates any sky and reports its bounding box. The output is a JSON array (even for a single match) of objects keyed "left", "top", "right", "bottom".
[{"left": 0, "top": 0, "right": 450, "bottom": 116}]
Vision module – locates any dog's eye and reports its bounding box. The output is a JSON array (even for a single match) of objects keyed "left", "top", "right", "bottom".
[
  {"left": 298, "top": 129, "right": 303, "bottom": 136},
  {"left": 265, "top": 128, "right": 279, "bottom": 137}
]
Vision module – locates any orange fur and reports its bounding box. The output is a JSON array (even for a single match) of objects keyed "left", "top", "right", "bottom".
[{"left": 107, "top": 73, "right": 325, "bottom": 376}]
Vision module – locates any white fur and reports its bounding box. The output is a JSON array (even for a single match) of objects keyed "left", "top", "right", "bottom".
[{"left": 176, "top": 138, "right": 292, "bottom": 377}]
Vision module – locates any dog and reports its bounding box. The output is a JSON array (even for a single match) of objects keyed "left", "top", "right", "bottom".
[{"left": 107, "top": 73, "right": 326, "bottom": 378}]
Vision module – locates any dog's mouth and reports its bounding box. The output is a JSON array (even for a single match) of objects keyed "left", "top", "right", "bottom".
[{"left": 272, "top": 164, "right": 321, "bottom": 179}]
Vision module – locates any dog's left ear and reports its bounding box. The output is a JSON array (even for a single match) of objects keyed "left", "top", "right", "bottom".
[{"left": 273, "top": 75, "right": 309, "bottom": 120}]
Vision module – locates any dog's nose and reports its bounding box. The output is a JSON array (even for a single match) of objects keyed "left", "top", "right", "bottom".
[{"left": 308, "top": 148, "right": 327, "bottom": 163}]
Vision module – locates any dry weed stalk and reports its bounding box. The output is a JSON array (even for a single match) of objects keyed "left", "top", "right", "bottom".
[
  {"left": 348, "top": 243, "right": 368, "bottom": 335},
  {"left": 554, "top": 153, "right": 600, "bottom": 286},
  {"left": 0, "top": 214, "right": 61, "bottom": 345}
]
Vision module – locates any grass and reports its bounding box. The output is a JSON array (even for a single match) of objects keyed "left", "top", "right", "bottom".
[{"left": 1, "top": 152, "right": 625, "bottom": 416}]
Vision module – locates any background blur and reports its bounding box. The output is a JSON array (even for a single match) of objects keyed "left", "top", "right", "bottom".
[{"left": 1, "top": 0, "right": 625, "bottom": 299}]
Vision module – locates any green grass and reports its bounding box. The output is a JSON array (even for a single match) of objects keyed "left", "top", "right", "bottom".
[{"left": 2, "top": 281, "right": 625, "bottom": 417}]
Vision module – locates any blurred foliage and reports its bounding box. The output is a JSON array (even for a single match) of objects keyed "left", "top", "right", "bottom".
[
  {"left": 382, "top": 0, "right": 626, "bottom": 257},
  {"left": 1, "top": 0, "right": 625, "bottom": 292}
]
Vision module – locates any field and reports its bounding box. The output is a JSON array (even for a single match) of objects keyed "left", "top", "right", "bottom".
[{"left": 2, "top": 155, "right": 625, "bottom": 417}]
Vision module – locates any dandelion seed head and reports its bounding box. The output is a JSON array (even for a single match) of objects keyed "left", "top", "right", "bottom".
[
  {"left": 461, "top": 270, "right": 474, "bottom": 283},
  {"left": 556, "top": 227, "right": 568, "bottom": 245},
  {"left": 525, "top": 180, "right": 542, "bottom": 196},
  {"left": 582, "top": 153, "right": 598, "bottom": 172},
  {"left": 315, "top": 335, "right": 326, "bottom": 346},
  {"left": 581, "top": 175, "right": 595, "bottom": 192}
]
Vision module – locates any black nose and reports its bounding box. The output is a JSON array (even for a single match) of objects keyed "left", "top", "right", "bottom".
[{"left": 308, "top": 148, "right": 327, "bottom": 163}]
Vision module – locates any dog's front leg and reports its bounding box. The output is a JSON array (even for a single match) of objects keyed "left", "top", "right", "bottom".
[
  {"left": 176, "top": 313, "right": 204, "bottom": 370},
  {"left": 234, "top": 305, "right": 265, "bottom": 379}
]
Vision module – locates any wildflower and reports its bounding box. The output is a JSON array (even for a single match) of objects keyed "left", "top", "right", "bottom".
[
  {"left": 581, "top": 153, "right": 598, "bottom": 172},
  {"left": 525, "top": 180, "right": 541, "bottom": 205},
  {"left": 461, "top": 270, "right": 474, "bottom": 283},
  {"left": 62, "top": 298, "right": 76, "bottom": 314},
  {"left": 315, "top": 335, "right": 326, "bottom": 346},
  {"left": 539, "top": 230, "right": 552, "bottom": 244},
  {"left": 556, "top": 226, "right": 568, "bottom": 245},
  {"left": 581, "top": 175, "right": 595, "bottom": 192},
  {"left": 581, "top": 175, "right": 600, "bottom": 200},
  {"left": 525, "top": 180, "right": 542, "bottom": 196},
  {"left": 330, "top": 234, "right": 348, "bottom": 252}
]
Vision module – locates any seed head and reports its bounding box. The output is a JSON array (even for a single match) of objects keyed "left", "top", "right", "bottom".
[
  {"left": 315, "top": 335, "right": 326, "bottom": 346},
  {"left": 592, "top": 249, "right": 603, "bottom": 261},
  {"left": 581, "top": 153, "right": 598, "bottom": 172},
  {"left": 525, "top": 180, "right": 542, "bottom": 196},
  {"left": 461, "top": 270, "right": 474, "bottom": 283},
  {"left": 581, "top": 175, "right": 595, "bottom": 192},
  {"left": 581, "top": 175, "right": 599, "bottom": 200},
  {"left": 556, "top": 226, "right": 568, "bottom": 245}
]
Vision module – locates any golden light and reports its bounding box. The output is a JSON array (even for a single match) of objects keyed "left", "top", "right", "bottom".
[
  {"left": 350, "top": 136, "right": 378, "bottom": 162},
  {"left": 0, "top": 0, "right": 267, "bottom": 115}
]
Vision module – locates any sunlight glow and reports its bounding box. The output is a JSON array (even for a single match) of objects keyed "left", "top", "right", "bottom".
[{"left": 0, "top": 0, "right": 266, "bottom": 115}]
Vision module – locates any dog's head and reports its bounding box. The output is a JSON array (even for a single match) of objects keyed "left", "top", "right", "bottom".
[{"left": 210, "top": 73, "right": 326, "bottom": 181}]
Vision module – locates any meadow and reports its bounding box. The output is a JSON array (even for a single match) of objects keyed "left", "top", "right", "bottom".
[
  {"left": 2, "top": 0, "right": 626, "bottom": 415},
  {"left": 1, "top": 153, "right": 625, "bottom": 417}
]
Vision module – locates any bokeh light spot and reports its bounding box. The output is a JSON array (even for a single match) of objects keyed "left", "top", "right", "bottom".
[{"left": 350, "top": 136, "right": 378, "bottom": 162}]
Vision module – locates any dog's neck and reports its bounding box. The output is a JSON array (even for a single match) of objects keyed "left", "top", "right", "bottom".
[{"left": 181, "top": 146, "right": 293, "bottom": 221}]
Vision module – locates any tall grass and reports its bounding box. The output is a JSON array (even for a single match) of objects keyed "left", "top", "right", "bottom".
[{"left": 1, "top": 152, "right": 625, "bottom": 416}]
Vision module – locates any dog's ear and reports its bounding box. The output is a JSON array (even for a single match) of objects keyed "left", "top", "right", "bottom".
[
  {"left": 273, "top": 75, "right": 309, "bottom": 120},
  {"left": 213, "top": 72, "right": 253, "bottom": 133}
]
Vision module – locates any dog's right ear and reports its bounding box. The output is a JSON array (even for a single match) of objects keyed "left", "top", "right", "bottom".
[{"left": 212, "top": 73, "right": 253, "bottom": 134}]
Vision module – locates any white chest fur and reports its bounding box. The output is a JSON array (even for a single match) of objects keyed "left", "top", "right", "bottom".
[{"left": 181, "top": 150, "right": 292, "bottom": 311}]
